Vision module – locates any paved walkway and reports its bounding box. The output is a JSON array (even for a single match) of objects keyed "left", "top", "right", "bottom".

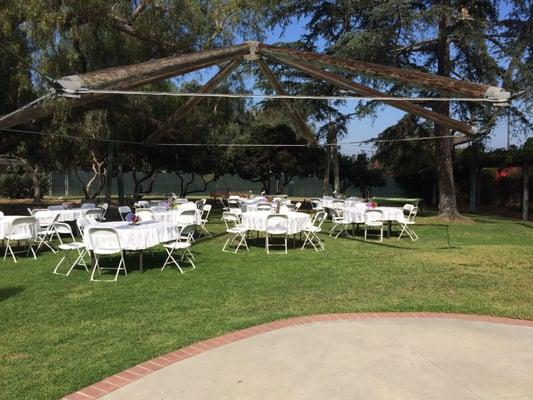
[{"left": 65, "top": 314, "right": 533, "bottom": 400}]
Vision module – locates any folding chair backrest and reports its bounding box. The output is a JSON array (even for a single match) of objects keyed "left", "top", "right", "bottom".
[
  {"left": 313, "top": 210, "right": 328, "bottom": 228},
  {"left": 52, "top": 222, "right": 76, "bottom": 244},
  {"left": 87, "top": 227, "right": 122, "bottom": 254},
  {"left": 228, "top": 200, "right": 240, "bottom": 209},
  {"left": 402, "top": 204, "right": 415, "bottom": 215},
  {"left": 266, "top": 214, "right": 288, "bottom": 234},
  {"left": 222, "top": 212, "right": 240, "bottom": 229},
  {"left": 284, "top": 204, "right": 296, "bottom": 211},
  {"left": 0, "top": 211, "right": 4, "bottom": 217},
  {"left": 33, "top": 210, "right": 54, "bottom": 226},
  {"left": 179, "top": 224, "right": 197, "bottom": 242},
  {"left": 81, "top": 203, "right": 96, "bottom": 209},
  {"left": 257, "top": 203, "right": 272, "bottom": 211},
  {"left": 100, "top": 203, "right": 109, "bottom": 218},
  {"left": 84, "top": 208, "right": 103, "bottom": 222},
  {"left": 202, "top": 204, "right": 212, "bottom": 219},
  {"left": 408, "top": 207, "right": 418, "bottom": 221},
  {"left": 179, "top": 209, "right": 198, "bottom": 224},
  {"left": 310, "top": 199, "right": 322, "bottom": 210},
  {"left": 118, "top": 206, "right": 132, "bottom": 221},
  {"left": 332, "top": 200, "right": 345, "bottom": 209},
  {"left": 365, "top": 209, "right": 384, "bottom": 223},
  {"left": 295, "top": 202, "right": 302, "bottom": 211},
  {"left": 9, "top": 217, "right": 37, "bottom": 238}
]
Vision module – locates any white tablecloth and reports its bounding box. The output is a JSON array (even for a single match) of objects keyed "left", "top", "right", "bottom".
[
  {"left": 83, "top": 221, "right": 178, "bottom": 251},
  {"left": 152, "top": 209, "right": 201, "bottom": 225},
  {"left": 322, "top": 198, "right": 361, "bottom": 208},
  {"left": 343, "top": 206, "right": 404, "bottom": 223},
  {"left": 241, "top": 211, "right": 311, "bottom": 235},
  {"left": 0, "top": 216, "right": 38, "bottom": 240},
  {"left": 48, "top": 208, "right": 87, "bottom": 222}
]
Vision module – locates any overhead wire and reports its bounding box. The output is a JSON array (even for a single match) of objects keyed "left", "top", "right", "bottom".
[
  {"left": 0, "top": 127, "right": 464, "bottom": 147},
  {"left": 78, "top": 88, "right": 506, "bottom": 103}
]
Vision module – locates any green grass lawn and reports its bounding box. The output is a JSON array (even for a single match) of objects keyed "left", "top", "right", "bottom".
[{"left": 1, "top": 213, "right": 532, "bottom": 399}]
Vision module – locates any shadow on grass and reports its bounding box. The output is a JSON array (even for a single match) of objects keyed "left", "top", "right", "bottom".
[
  {"left": 517, "top": 222, "right": 533, "bottom": 230},
  {"left": 0, "top": 286, "right": 24, "bottom": 302}
]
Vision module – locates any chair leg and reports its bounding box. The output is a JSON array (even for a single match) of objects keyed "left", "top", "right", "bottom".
[
  {"left": 90, "top": 257, "right": 100, "bottom": 281},
  {"left": 265, "top": 233, "right": 270, "bottom": 254}
]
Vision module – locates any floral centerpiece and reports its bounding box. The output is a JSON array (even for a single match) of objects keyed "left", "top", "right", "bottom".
[
  {"left": 366, "top": 201, "right": 378, "bottom": 209},
  {"left": 126, "top": 212, "right": 142, "bottom": 225}
]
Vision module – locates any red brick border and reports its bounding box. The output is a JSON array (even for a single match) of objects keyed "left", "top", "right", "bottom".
[{"left": 63, "top": 312, "right": 533, "bottom": 399}]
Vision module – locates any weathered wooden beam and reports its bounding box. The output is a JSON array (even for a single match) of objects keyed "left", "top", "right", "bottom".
[
  {"left": 143, "top": 57, "right": 242, "bottom": 145},
  {"left": 257, "top": 44, "right": 510, "bottom": 100},
  {"left": 256, "top": 58, "right": 317, "bottom": 146},
  {"left": 263, "top": 54, "right": 475, "bottom": 135},
  {"left": 0, "top": 50, "right": 242, "bottom": 129},
  {"left": 57, "top": 44, "right": 249, "bottom": 90}
]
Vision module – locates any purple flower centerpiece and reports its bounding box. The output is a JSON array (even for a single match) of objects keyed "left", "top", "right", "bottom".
[
  {"left": 366, "top": 201, "right": 378, "bottom": 209},
  {"left": 126, "top": 212, "right": 142, "bottom": 225}
]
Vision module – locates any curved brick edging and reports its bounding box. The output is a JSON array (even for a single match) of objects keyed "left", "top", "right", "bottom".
[{"left": 63, "top": 312, "right": 533, "bottom": 400}]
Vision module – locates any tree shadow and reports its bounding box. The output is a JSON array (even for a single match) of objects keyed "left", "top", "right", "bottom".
[
  {"left": 0, "top": 287, "right": 24, "bottom": 302},
  {"left": 516, "top": 222, "right": 533, "bottom": 230}
]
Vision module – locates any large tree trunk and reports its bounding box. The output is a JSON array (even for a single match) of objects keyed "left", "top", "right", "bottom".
[
  {"left": 523, "top": 163, "right": 529, "bottom": 221},
  {"left": 434, "top": 3, "right": 461, "bottom": 219},
  {"left": 331, "top": 123, "right": 340, "bottom": 194},
  {"left": 323, "top": 131, "right": 332, "bottom": 195}
]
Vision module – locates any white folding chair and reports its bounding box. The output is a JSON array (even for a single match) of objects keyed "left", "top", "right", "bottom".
[
  {"left": 162, "top": 224, "right": 197, "bottom": 273},
  {"left": 294, "top": 202, "right": 302, "bottom": 211},
  {"left": 265, "top": 214, "right": 289, "bottom": 254},
  {"left": 99, "top": 203, "right": 109, "bottom": 220},
  {"left": 3, "top": 217, "right": 37, "bottom": 263},
  {"left": 118, "top": 206, "right": 132, "bottom": 221},
  {"left": 87, "top": 227, "right": 127, "bottom": 282},
  {"left": 198, "top": 204, "right": 212, "bottom": 237},
  {"left": 135, "top": 208, "right": 154, "bottom": 221},
  {"left": 0, "top": 211, "right": 4, "bottom": 217},
  {"left": 364, "top": 209, "right": 384, "bottom": 242},
  {"left": 310, "top": 199, "right": 323, "bottom": 211},
  {"left": 33, "top": 210, "right": 58, "bottom": 253},
  {"left": 222, "top": 212, "right": 248, "bottom": 253},
  {"left": 81, "top": 203, "right": 96, "bottom": 209},
  {"left": 228, "top": 200, "right": 242, "bottom": 216},
  {"left": 328, "top": 208, "right": 350, "bottom": 238},
  {"left": 84, "top": 208, "right": 104, "bottom": 224},
  {"left": 301, "top": 210, "right": 327, "bottom": 251},
  {"left": 398, "top": 206, "right": 419, "bottom": 241},
  {"left": 52, "top": 222, "right": 89, "bottom": 276}
]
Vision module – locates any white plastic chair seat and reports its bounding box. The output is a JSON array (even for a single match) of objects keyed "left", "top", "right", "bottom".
[
  {"left": 163, "top": 242, "right": 191, "bottom": 250},
  {"left": 58, "top": 242, "right": 86, "bottom": 251},
  {"left": 332, "top": 217, "right": 344, "bottom": 223},
  {"left": 303, "top": 226, "right": 321, "bottom": 233}
]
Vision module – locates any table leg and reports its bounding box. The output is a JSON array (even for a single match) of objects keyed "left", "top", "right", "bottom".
[
  {"left": 139, "top": 252, "right": 144, "bottom": 273},
  {"left": 387, "top": 221, "right": 392, "bottom": 238}
]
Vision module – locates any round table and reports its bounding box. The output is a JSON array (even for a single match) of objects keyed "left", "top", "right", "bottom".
[
  {"left": 83, "top": 221, "right": 178, "bottom": 251},
  {"left": 241, "top": 211, "right": 311, "bottom": 235},
  {"left": 342, "top": 206, "right": 404, "bottom": 224},
  {"left": 321, "top": 198, "right": 361, "bottom": 208},
  {"left": 47, "top": 208, "right": 87, "bottom": 222}
]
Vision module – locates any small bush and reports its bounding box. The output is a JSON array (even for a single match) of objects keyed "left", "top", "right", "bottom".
[{"left": 0, "top": 167, "right": 50, "bottom": 198}]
